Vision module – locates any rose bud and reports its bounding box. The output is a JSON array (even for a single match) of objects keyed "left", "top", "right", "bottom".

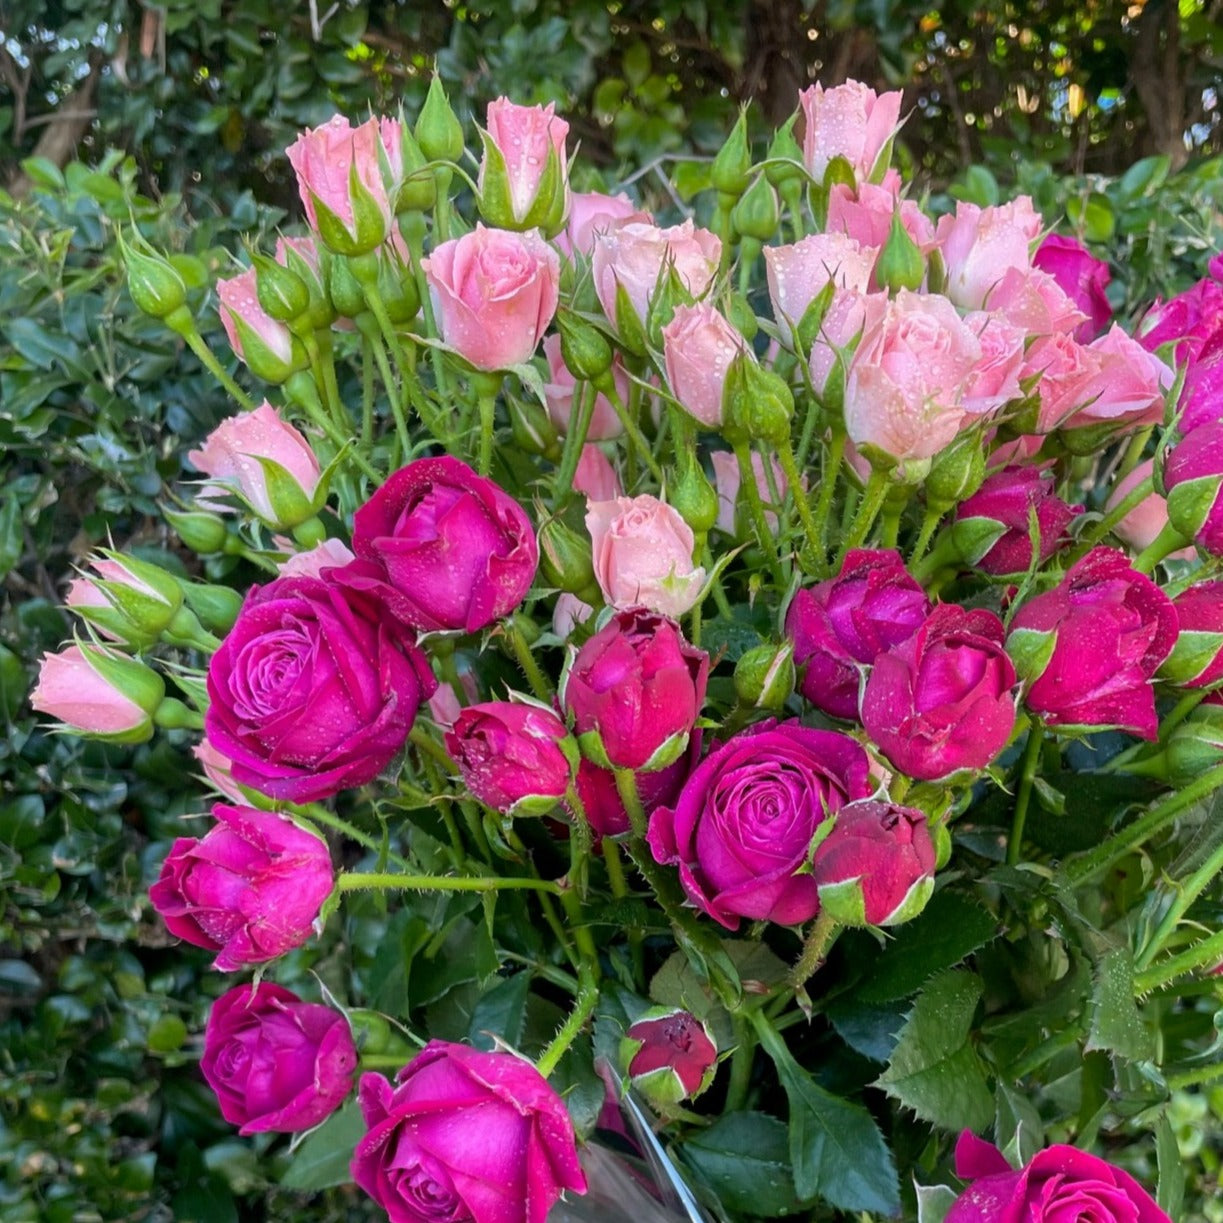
[
  {"left": 586, "top": 495, "right": 707, "bottom": 619},
  {"left": 661, "top": 302, "right": 751, "bottom": 429},
  {"left": 205, "top": 574, "right": 436, "bottom": 803},
  {"left": 477, "top": 98, "right": 570, "bottom": 232},
  {"left": 764, "top": 232, "right": 876, "bottom": 348},
  {"left": 573, "top": 444, "right": 622, "bottom": 502},
  {"left": 785, "top": 549, "right": 931, "bottom": 721},
  {"left": 216, "top": 268, "right": 306, "bottom": 383},
  {"left": 799, "top": 80, "right": 902, "bottom": 185},
  {"left": 149, "top": 804, "right": 334, "bottom": 970},
  {"left": 445, "top": 700, "right": 574, "bottom": 816},
  {"left": 1007, "top": 547, "right": 1178, "bottom": 740},
  {"left": 811, "top": 800, "right": 935, "bottom": 927},
  {"left": 423, "top": 225, "right": 560, "bottom": 370},
  {"left": 561, "top": 607, "right": 708, "bottom": 772},
  {"left": 951, "top": 466, "right": 1082, "bottom": 576},
  {"left": 1165, "top": 704, "right": 1223, "bottom": 787},
  {"left": 351, "top": 1042, "right": 587, "bottom": 1223},
  {"left": 733, "top": 640, "right": 796, "bottom": 711},
  {"left": 192, "top": 737, "right": 248, "bottom": 803},
  {"left": 1163, "top": 422, "right": 1223, "bottom": 556},
  {"left": 343, "top": 456, "right": 539, "bottom": 634},
  {"left": 648, "top": 720, "right": 872, "bottom": 929},
  {"left": 619, "top": 1008, "right": 718, "bottom": 1108},
  {"left": 1159, "top": 581, "right": 1223, "bottom": 687},
  {"left": 201, "top": 983, "right": 357, "bottom": 1134},
  {"left": 187, "top": 402, "right": 324, "bottom": 531},
  {"left": 862, "top": 604, "right": 1017, "bottom": 781},
  {"left": 542, "top": 334, "right": 627, "bottom": 440},
  {"left": 32, "top": 642, "right": 165, "bottom": 744},
  {"left": 65, "top": 552, "right": 186, "bottom": 649},
  {"left": 946, "top": 1130, "right": 1169, "bottom": 1223},
  {"left": 1032, "top": 234, "right": 1113, "bottom": 341},
  {"left": 935, "top": 197, "right": 1043, "bottom": 311},
  {"left": 1105, "top": 458, "right": 1174, "bottom": 553},
  {"left": 556, "top": 190, "right": 651, "bottom": 259},
  {"left": 573, "top": 737, "right": 699, "bottom": 838}
]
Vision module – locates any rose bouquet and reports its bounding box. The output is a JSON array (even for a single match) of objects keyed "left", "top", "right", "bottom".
[{"left": 31, "top": 75, "right": 1223, "bottom": 1220}]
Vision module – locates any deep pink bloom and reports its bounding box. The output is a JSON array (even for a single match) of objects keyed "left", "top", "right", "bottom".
[
  {"left": 861, "top": 604, "right": 1017, "bottom": 780},
  {"left": 647, "top": 719, "right": 872, "bottom": 929},
  {"left": 573, "top": 735, "right": 701, "bottom": 838},
  {"left": 1163, "top": 422, "right": 1223, "bottom": 555},
  {"left": 351, "top": 1042, "right": 587, "bottom": 1223},
  {"left": 1032, "top": 234, "right": 1112, "bottom": 341},
  {"left": 149, "top": 804, "right": 333, "bottom": 970},
  {"left": 785, "top": 549, "right": 931, "bottom": 721},
  {"left": 1008, "top": 547, "right": 1178, "bottom": 739},
  {"left": 202, "top": 982, "right": 356, "bottom": 1134},
  {"left": 1163, "top": 581, "right": 1223, "bottom": 687},
  {"left": 623, "top": 1009, "right": 718, "bottom": 1101},
  {"left": 205, "top": 574, "right": 435, "bottom": 802},
  {"left": 947, "top": 1131, "right": 1169, "bottom": 1223},
  {"left": 345, "top": 456, "right": 538, "bottom": 634},
  {"left": 1140, "top": 271, "right": 1223, "bottom": 431}
]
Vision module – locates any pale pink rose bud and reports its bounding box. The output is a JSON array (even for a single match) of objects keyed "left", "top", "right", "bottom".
[
  {"left": 557, "top": 191, "right": 651, "bottom": 259},
  {"left": 710, "top": 450, "right": 789, "bottom": 536},
  {"left": 187, "top": 402, "right": 323, "bottom": 529},
  {"left": 553, "top": 592, "right": 595, "bottom": 639},
  {"left": 936, "top": 197, "right": 1044, "bottom": 310},
  {"left": 216, "top": 268, "right": 300, "bottom": 377},
  {"left": 423, "top": 225, "right": 560, "bottom": 370},
  {"left": 193, "top": 737, "right": 248, "bottom": 804},
  {"left": 480, "top": 99, "right": 570, "bottom": 227},
  {"left": 1063, "top": 324, "right": 1172, "bottom": 433},
  {"left": 808, "top": 288, "right": 889, "bottom": 398},
  {"left": 426, "top": 682, "right": 464, "bottom": 730},
  {"left": 573, "top": 445, "right": 622, "bottom": 502},
  {"left": 586, "top": 495, "right": 707, "bottom": 618},
  {"left": 986, "top": 265, "right": 1089, "bottom": 336},
  {"left": 32, "top": 643, "right": 165, "bottom": 743},
  {"left": 799, "top": 80, "right": 903, "bottom": 184},
  {"left": 765, "top": 232, "right": 877, "bottom": 347},
  {"left": 278, "top": 538, "right": 356, "bottom": 579},
  {"left": 961, "top": 312, "right": 1027, "bottom": 418},
  {"left": 825, "top": 177, "right": 936, "bottom": 267},
  {"left": 661, "top": 303, "right": 750, "bottom": 428},
  {"left": 65, "top": 554, "right": 183, "bottom": 648},
  {"left": 542, "top": 334, "right": 626, "bottom": 440}
]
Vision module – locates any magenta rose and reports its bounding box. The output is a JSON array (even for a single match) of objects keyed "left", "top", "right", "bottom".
[
  {"left": 149, "top": 804, "right": 333, "bottom": 970},
  {"left": 621, "top": 1008, "right": 718, "bottom": 1105},
  {"left": 953, "top": 466, "right": 1082, "bottom": 575},
  {"left": 445, "top": 701, "right": 572, "bottom": 816},
  {"left": 1032, "top": 234, "right": 1112, "bottom": 341},
  {"left": 862, "top": 604, "right": 1017, "bottom": 780},
  {"left": 205, "top": 573, "right": 435, "bottom": 802},
  {"left": 1163, "top": 422, "right": 1223, "bottom": 555},
  {"left": 201, "top": 982, "right": 356, "bottom": 1134},
  {"left": 423, "top": 225, "right": 560, "bottom": 370},
  {"left": 351, "top": 1042, "right": 587, "bottom": 1223},
  {"left": 648, "top": 719, "right": 872, "bottom": 929},
  {"left": 1007, "top": 547, "right": 1178, "bottom": 739},
  {"left": 1159, "top": 581, "right": 1223, "bottom": 687},
  {"left": 1141, "top": 270, "right": 1223, "bottom": 432},
  {"left": 344, "top": 456, "right": 539, "bottom": 633},
  {"left": 785, "top": 549, "right": 931, "bottom": 721},
  {"left": 947, "top": 1131, "right": 1169, "bottom": 1223},
  {"left": 562, "top": 607, "right": 708, "bottom": 771},
  {"left": 799, "top": 80, "right": 902, "bottom": 184}
]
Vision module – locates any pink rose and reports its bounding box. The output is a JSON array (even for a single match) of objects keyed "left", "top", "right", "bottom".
[
  {"left": 764, "top": 232, "right": 876, "bottom": 347},
  {"left": 808, "top": 287, "right": 889, "bottom": 399},
  {"left": 661, "top": 303, "right": 750, "bottom": 428},
  {"left": 31, "top": 643, "right": 162, "bottom": 743},
  {"left": 799, "top": 80, "right": 903, "bottom": 183},
  {"left": 445, "top": 701, "right": 573, "bottom": 815},
  {"left": 785, "top": 548, "right": 931, "bottom": 721},
  {"left": 481, "top": 98, "right": 569, "bottom": 225},
  {"left": 65, "top": 553, "right": 183, "bottom": 648},
  {"left": 947, "top": 1131, "right": 1169, "bottom": 1223},
  {"left": 586, "top": 495, "right": 706, "bottom": 618},
  {"left": 553, "top": 592, "right": 595, "bottom": 640},
  {"left": 561, "top": 607, "right": 708, "bottom": 771},
  {"left": 1106, "top": 459, "right": 1173, "bottom": 552},
  {"left": 1024, "top": 331, "right": 1102, "bottom": 433},
  {"left": 1032, "top": 234, "right": 1113, "bottom": 341},
  {"left": 205, "top": 573, "right": 435, "bottom": 802},
  {"left": 986, "top": 265, "right": 1088, "bottom": 337},
  {"left": 591, "top": 219, "right": 720, "bottom": 335},
  {"left": 215, "top": 268, "right": 301, "bottom": 377},
  {"left": 844, "top": 290, "right": 983, "bottom": 462},
  {"left": 352, "top": 1042, "right": 586, "bottom": 1223},
  {"left": 861, "top": 604, "right": 1017, "bottom": 780},
  {"left": 711, "top": 449, "right": 789, "bottom": 536},
  {"left": 572, "top": 445, "right": 622, "bottom": 502},
  {"left": 936, "top": 198, "right": 1043, "bottom": 310},
  {"left": 825, "top": 176, "right": 936, "bottom": 269},
  {"left": 960, "top": 312, "right": 1027, "bottom": 418},
  {"left": 192, "top": 737, "right": 247, "bottom": 803},
  {"left": 1161, "top": 580, "right": 1223, "bottom": 687},
  {"left": 423, "top": 225, "right": 560, "bottom": 370},
  {"left": 344, "top": 456, "right": 539, "bottom": 633},
  {"left": 557, "top": 191, "right": 651, "bottom": 259},
  {"left": 1064, "top": 325, "right": 1172, "bottom": 434},
  {"left": 202, "top": 982, "right": 356, "bottom": 1134},
  {"left": 1163, "top": 422, "right": 1223, "bottom": 555},
  {"left": 1008, "top": 547, "right": 1178, "bottom": 739},
  {"left": 149, "top": 804, "right": 334, "bottom": 970},
  {"left": 277, "top": 537, "right": 356, "bottom": 579},
  {"left": 286, "top": 114, "right": 402, "bottom": 243},
  {"left": 188, "top": 402, "right": 322, "bottom": 528},
  {"left": 542, "top": 334, "right": 626, "bottom": 440},
  {"left": 648, "top": 719, "right": 873, "bottom": 929}
]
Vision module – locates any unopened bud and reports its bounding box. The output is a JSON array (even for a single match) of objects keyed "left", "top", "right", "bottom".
[
  {"left": 875, "top": 206, "right": 925, "bottom": 293},
  {"left": 415, "top": 73, "right": 465, "bottom": 164},
  {"left": 733, "top": 641, "right": 795, "bottom": 710}
]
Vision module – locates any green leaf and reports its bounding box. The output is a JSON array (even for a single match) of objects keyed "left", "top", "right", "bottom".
[
  {"left": 0, "top": 496, "right": 22, "bottom": 583},
  {"left": 994, "top": 1081, "right": 1043, "bottom": 1167},
  {"left": 1156, "top": 1111, "right": 1185, "bottom": 1219},
  {"left": 5, "top": 318, "right": 85, "bottom": 372},
  {"left": 1066, "top": 192, "right": 1115, "bottom": 242},
  {"left": 681, "top": 1112, "right": 803, "bottom": 1217},
  {"left": 754, "top": 1017, "right": 900, "bottom": 1214},
  {"left": 280, "top": 1100, "right": 365, "bottom": 1191},
  {"left": 916, "top": 1182, "right": 960, "bottom": 1223},
  {"left": 1117, "top": 155, "right": 1171, "bottom": 200},
  {"left": 877, "top": 969, "right": 993, "bottom": 1133},
  {"left": 468, "top": 972, "right": 531, "bottom": 1052},
  {"left": 1085, "top": 947, "right": 1154, "bottom": 1061}
]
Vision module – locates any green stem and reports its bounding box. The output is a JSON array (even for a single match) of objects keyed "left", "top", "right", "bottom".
[
  {"left": 360, "top": 320, "right": 412, "bottom": 465},
  {"left": 176, "top": 324, "right": 257, "bottom": 411},
  {"left": 338, "top": 871, "right": 563, "bottom": 895},
  {"left": 789, "top": 909, "right": 840, "bottom": 991},
  {"left": 910, "top": 505, "right": 944, "bottom": 566},
  {"left": 734, "top": 442, "right": 786, "bottom": 588},
  {"left": 1080, "top": 475, "right": 1154, "bottom": 550},
  {"left": 724, "top": 1015, "right": 756, "bottom": 1112},
  {"left": 614, "top": 767, "right": 649, "bottom": 841},
  {"left": 1167, "top": 1062, "right": 1223, "bottom": 1093},
  {"left": 1007, "top": 726, "right": 1044, "bottom": 867},
  {"left": 702, "top": 544, "right": 735, "bottom": 619},
  {"left": 360, "top": 333, "right": 375, "bottom": 449},
  {"left": 835, "top": 470, "right": 890, "bottom": 569},
  {"left": 604, "top": 383, "right": 664, "bottom": 483},
  {"left": 298, "top": 803, "right": 409, "bottom": 869},
  {"left": 507, "top": 620, "right": 553, "bottom": 702},
  {"left": 477, "top": 394, "right": 497, "bottom": 477},
  {"left": 1133, "top": 521, "right": 1191, "bottom": 574},
  {"left": 553, "top": 381, "right": 596, "bottom": 494},
  {"left": 409, "top": 726, "right": 458, "bottom": 775},
  {"left": 1134, "top": 927, "right": 1223, "bottom": 993},
  {"left": 807, "top": 431, "right": 845, "bottom": 578},
  {"left": 1007, "top": 1022, "right": 1084, "bottom": 1080},
  {"left": 536, "top": 965, "right": 599, "bottom": 1078},
  {"left": 1135, "top": 838, "right": 1223, "bottom": 971},
  {"left": 1160, "top": 690, "right": 1208, "bottom": 741},
  {"left": 360, "top": 1053, "right": 416, "bottom": 1070},
  {"left": 305, "top": 329, "right": 347, "bottom": 437},
  {"left": 776, "top": 438, "right": 820, "bottom": 566},
  {"left": 402, "top": 212, "right": 452, "bottom": 407}
]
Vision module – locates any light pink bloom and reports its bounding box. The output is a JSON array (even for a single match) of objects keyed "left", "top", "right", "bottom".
[
  {"left": 193, "top": 737, "right": 248, "bottom": 804},
  {"left": 765, "top": 232, "right": 876, "bottom": 346},
  {"left": 961, "top": 312, "right": 1027, "bottom": 418},
  {"left": 482, "top": 99, "right": 570, "bottom": 224},
  {"left": 553, "top": 592, "right": 595, "bottom": 638},
  {"left": 986, "top": 265, "right": 1088, "bottom": 336},
  {"left": 542, "top": 334, "right": 626, "bottom": 439},
  {"left": 799, "top": 81, "right": 903, "bottom": 183},
  {"left": 936, "top": 197, "right": 1043, "bottom": 310},
  {"left": 1024, "top": 332, "right": 1103, "bottom": 432},
  {"left": 825, "top": 174, "right": 936, "bottom": 263},
  {"left": 573, "top": 445, "right": 622, "bottom": 502},
  {"left": 187, "top": 402, "right": 322, "bottom": 524},
  {"left": 426, "top": 681, "right": 464, "bottom": 730},
  {"left": 557, "top": 191, "right": 651, "bottom": 258},
  {"left": 216, "top": 268, "right": 296, "bottom": 369},
  {"left": 661, "top": 303, "right": 750, "bottom": 428},
  {"left": 711, "top": 450, "right": 790, "bottom": 535},
  {"left": 809, "top": 288, "right": 889, "bottom": 398},
  {"left": 278, "top": 538, "right": 356, "bottom": 579},
  {"left": 586, "top": 495, "right": 706, "bottom": 618},
  {"left": 31, "top": 645, "right": 154, "bottom": 737},
  {"left": 423, "top": 225, "right": 560, "bottom": 370},
  {"left": 591, "top": 219, "right": 720, "bottom": 333},
  {"left": 1064, "top": 324, "right": 1172, "bottom": 432}
]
